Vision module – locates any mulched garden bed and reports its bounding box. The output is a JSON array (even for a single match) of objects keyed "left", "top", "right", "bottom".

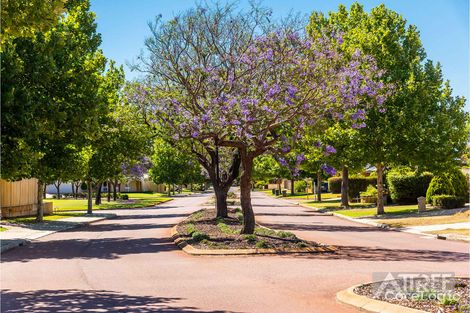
[
  {"left": 354, "top": 277, "right": 469, "bottom": 313},
  {"left": 176, "top": 208, "right": 321, "bottom": 250}
]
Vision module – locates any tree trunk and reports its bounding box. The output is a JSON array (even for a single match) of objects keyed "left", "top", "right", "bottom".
[
  {"left": 239, "top": 156, "right": 255, "bottom": 234},
  {"left": 316, "top": 171, "right": 322, "bottom": 202},
  {"left": 341, "top": 165, "right": 349, "bottom": 208},
  {"left": 277, "top": 180, "right": 281, "bottom": 193},
  {"left": 107, "top": 180, "right": 111, "bottom": 202},
  {"left": 172, "top": 184, "right": 175, "bottom": 195},
  {"left": 167, "top": 183, "right": 171, "bottom": 196},
  {"left": 118, "top": 183, "right": 121, "bottom": 193},
  {"left": 95, "top": 182, "right": 102, "bottom": 205},
  {"left": 55, "top": 179, "right": 61, "bottom": 199},
  {"left": 376, "top": 163, "right": 385, "bottom": 214},
  {"left": 290, "top": 178, "right": 295, "bottom": 195},
  {"left": 87, "top": 179, "right": 93, "bottom": 214},
  {"left": 214, "top": 185, "right": 229, "bottom": 218},
  {"left": 43, "top": 183, "right": 46, "bottom": 199},
  {"left": 36, "top": 180, "right": 44, "bottom": 222},
  {"left": 113, "top": 179, "right": 117, "bottom": 201}
]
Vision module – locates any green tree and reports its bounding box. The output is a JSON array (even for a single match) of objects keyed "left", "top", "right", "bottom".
[
  {"left": 150, "top": 139, "right": 191, "bottom": 196},
  {"left": 307, "top": 3, "right": 468, "bottom": 214},
  {"left": 1, "top": 0, "right": 106, "bottom": 220},
  {"left": 253, "top": 155, "right": 290, "bottom": 192},
  {"left": 1, "top": 0, "right": 65, "bottom": 46}
]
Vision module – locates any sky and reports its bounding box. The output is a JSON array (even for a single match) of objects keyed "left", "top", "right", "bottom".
[{"left": 90, "top": 0, "right": 469, "bottom": 110}]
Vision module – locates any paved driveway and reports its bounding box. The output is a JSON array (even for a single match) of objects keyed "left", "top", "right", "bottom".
[{"left": 1, "top": 192, "right": 469, "bottom": 313}]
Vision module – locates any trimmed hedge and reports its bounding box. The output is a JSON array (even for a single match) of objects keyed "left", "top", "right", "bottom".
[
  {"left": 431, "top": 195, "right": 465, "bottom": 210},
  {"left": 328, "top": 176, "right": 376, "bottom": 198},
  {"left": 387, "top": 170, "right": 433, "bottom": 204},
  {"left": 426, "top": 169, "right": 468, "bottom": 203},
  {"left": 328, "top": 177, "right": 342, "bottom": 193}
]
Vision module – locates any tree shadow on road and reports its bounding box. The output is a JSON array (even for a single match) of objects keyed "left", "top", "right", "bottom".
[
  {"left": 290, "top": 245, "right": 470, "bottom": 262},
  {"left": 1, "top": 289, "right": 241, "bottom": 313},
  {"left": 1, "top": 236, "right": 179, "bottom": 263}
]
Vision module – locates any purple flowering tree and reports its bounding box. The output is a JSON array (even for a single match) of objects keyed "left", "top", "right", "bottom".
[
  {"left": 133, "top": 3, "right": 388, "bottom": 233},
  {"left": 130, "top": 3, "right": 273, "bottom": 218}
]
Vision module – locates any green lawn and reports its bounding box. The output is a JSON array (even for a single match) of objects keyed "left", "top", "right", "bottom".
[
  {"left": 52, "top": 192, "right": 171, "bottom": 212},
  {"left": 0, "top": 226, "right": 8, "bottom": 232},
  {"left": 3, "top": 212, "right": 86, "bottom": 224},
  {"left": 332, "top": 204, "right": 421, "bottom": 218}
]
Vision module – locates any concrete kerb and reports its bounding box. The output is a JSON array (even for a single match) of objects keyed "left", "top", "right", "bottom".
[{"left": 336, "top": 284, "right": 427, "bottom": 313}]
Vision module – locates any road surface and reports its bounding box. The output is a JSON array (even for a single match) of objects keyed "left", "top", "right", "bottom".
[{"left": 2, "top": 192, "right": 469, "bottom": 312}]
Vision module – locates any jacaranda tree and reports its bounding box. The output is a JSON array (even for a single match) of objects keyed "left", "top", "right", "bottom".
[{"left": 132, "top": 3, "right": 389, "bottom": 233}]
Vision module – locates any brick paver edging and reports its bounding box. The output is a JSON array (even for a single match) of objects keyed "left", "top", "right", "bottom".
[
  {"left": 336, "top": 284, "right": 427, "bottom": 313},
  {"left": 170, "top": 225, "right": 336, "bottom": 256}
]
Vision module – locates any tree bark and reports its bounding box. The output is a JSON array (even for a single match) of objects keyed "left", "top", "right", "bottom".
[
  {"left": 113, "top": 179, "right": 117, "bottom": 201},
  {"left": 239, "top": 155, "right": 255, "bottom": 234},
  {"left": 167, "top": 183, "right": 171, "bottom": 196},
  {"left": 36, "top": 180, "right": 44, "bottom": 222},
  {"left": 214, "top": 185, "right": 229, "bottom": 218},
  {"left": 54, "top": 179, "right": 61, "bottom": 199},
  {"left": 290, "top": 178, "right": 295, "bottom": 195},
  {"left": 316, "top": 171, "right": 322, "bottom": 202},
  {"left": 341, "top": 165, "right": 349, "bottom": 208},
  {"left": 95, "top": 182, "right": 102, "bottom": 205},
  {"left": 376, "top": 163, "right": 385, "bottom": 214},
  {"left": 87, "top": 179, "right": 92, "bottom": 214},
  {"left": 43, "top": 183, "right": 46, "bottom": 199},
  {"left": 107, "top": 180, "right": 111, "bottom": 202}
]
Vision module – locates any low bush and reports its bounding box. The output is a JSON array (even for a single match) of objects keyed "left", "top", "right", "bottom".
[
  {"left": 360, "top": 185, "right": 378, "bottom": 197},
  {"left": 255, "top": 240, "right": 269, "bottom": 249},
  {"left": 120, "top": 194, "right": 129, "bottom": 200},
  {"left": 294, "top": 180, "right": 307, "bottom": 193},
  {"left": 426, "top": 169, "right": 468, "bottom": 203},
  {"left": 328, "top": 176, "right": 376, "bottom": 198},
  {"left": 387, "top": 169, "right": 433, "bottom": 204},
  {"left": 254, "top": 180, "right": 268, "bottom": 189},
  {"left": 243, "top": 234, "right": 257, "bottom": 243},
  {"left": 191, "top": 231, "right": 210, "bottom": 242},
  {"left": 431, "top": 195, "right": 465, "bottom": 210},
  {"left": 328, "top": 177, "right": 342, "bottom": 193}
]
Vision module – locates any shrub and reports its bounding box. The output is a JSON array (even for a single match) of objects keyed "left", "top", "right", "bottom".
[
  {"left": 431, "top": 195, "right": 465, "bottom": 209},
  {"left": 294, "top": 180, "right": 307, "bottom": 193},
  {"left": 387, "top": 169, "right": 433, "bottom": 204},
  {"left": 120, "top": 194, "right": 129, "bottom": 200},
  {"left": 254, "top": 180, "right": 267, "bottom": 189},
  {"left": 255, "top": 240, "right": 269, "bottom": 249},
  {"left": 360, "top": 185, "right": 378, "bottom": 197},
  {"left": 243, "top": 234, "right": 257, "bottom": 243},
  {"left": 185, "top": 223, "right": 196, "bottom": 236},
  {"left": 328, "top": 176, "right": 376, "bottom": 198},
  {"left": 277, "top": 231, "right": 296, "bottom": 239},
  {"left": 328, "top": 177, "right": 342, "bottom": 193},
  {"left": 191, "top": 231, "right": 210, "bottom": 242},
  {"left": 426, "top": 169, "right": 468, "bottom": 203}
]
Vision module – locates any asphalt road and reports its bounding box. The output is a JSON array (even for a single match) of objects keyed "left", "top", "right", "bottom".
[{"left": 1, "top": 192, "right": 469, "bottom": 313}]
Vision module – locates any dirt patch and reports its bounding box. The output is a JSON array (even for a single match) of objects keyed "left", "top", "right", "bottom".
[
  {"left": 176, "top": 208, "right": 320, "bottom": 250},
  {"left": 354, "top": 277, "right": 470, "bottom": 313}
]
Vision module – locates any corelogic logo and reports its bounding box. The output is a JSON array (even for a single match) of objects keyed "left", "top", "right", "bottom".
[{"left": 372, "top": 272, "right": 458, "bottom": 302}]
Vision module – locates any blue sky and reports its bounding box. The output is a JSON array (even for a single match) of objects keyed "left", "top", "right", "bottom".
[{"left": 90, "top": 0, "right": 469, "bottom": 109}]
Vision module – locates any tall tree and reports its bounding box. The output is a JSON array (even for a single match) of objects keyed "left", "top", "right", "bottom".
[
  {"left": 134, "top": 14, "right": 388, "bottom": 233},
  {"left": 1, "top": 0, "right": 106, "bottom": 221},
  {"left": 307, "top": 3, "right": 468, "bottom": 214}
]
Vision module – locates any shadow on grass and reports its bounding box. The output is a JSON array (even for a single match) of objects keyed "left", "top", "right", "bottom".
[{"left": 1, "top": 289, "right": 242, "bottom": 313}]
